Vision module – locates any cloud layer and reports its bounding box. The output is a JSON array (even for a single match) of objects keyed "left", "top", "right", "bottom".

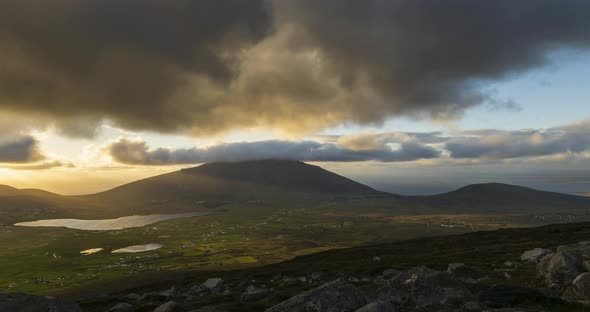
[
  {"left": 107, "top": 138, "right": 440, "bottom": 165},
  {"left": 1, "top": 1, "right": 590, "bottom": 136},
  {"left": 0, "top": 136, "right": 45, "bottom": 163},
  {"left": 106, "top": 119, "right": 590, "bottom": 165}
]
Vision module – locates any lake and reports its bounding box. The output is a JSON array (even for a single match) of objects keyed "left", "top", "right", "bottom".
[
  {"left": 14, "top": 212, "right": 209, "bottom": 231},
  {"left": 111, "top": 243, "right": 163, "bottom": 253}
]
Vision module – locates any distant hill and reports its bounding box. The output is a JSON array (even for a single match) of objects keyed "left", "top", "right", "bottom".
[
  {"left": 0, "top": 185, "right": 57, "bottom": 198},
  {"left": 402, "top": 182, "right": 590, "bottom": 214}
]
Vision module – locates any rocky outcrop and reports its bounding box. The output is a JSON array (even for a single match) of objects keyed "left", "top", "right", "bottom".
[
  {"left": 240, "top": 285, "right": 269, "bottom": 303},
  {"left": 354, "top": 300, "right": 396, "bottom": 312},
  {"left": 139, "top": 286, "right": 176, "bottom": 301},
  {"left": 185, "top": 278, "right": 225, "bottom": 297},
  {"left": 265, "top": 278, "right": 366, "bottom": 312},
  {"left": 107, "top": 302, "right": 135, "bottom": 312},
  {"left": 0, "top": 293, "right": 81, "bottom": 312},
  {"left": 521, "top": 248, "right": 553, "bottom": 264},
  {"left": 154, "top": 301, "right": 178, "bottom": 312},
  {"left": 557, "top": 241, "right": 590, "bottom": 256},
  {"left": 377, "top": 266, "right": 472, "bottom": 310},
  {"left": 537, "top": 251, "right": 583, "bottom": 289},
  {"left": 562, "top": 272, "right": 590, "bottom": 304}
]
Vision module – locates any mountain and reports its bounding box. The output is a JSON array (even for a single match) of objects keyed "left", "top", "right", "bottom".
[
  {"left": 181, "top": 160, "right": 380, "bottom": 194},
  {"left": 0, "top": 185, "right": 57, "bottom": 198},
  {"left": 402, "top": 182, "right": 590, "bottom": 214},
  {"left": 80, "top": 160, "right": 390, "bottom": 216}
]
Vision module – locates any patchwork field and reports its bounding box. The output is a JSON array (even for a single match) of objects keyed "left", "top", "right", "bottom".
[{"left": 1, "top": 198, "right": 581, "bottom": 296}]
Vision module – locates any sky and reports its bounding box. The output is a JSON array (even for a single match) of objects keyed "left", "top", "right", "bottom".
[{"left": 1, "top": 1, "right": 590, "bottom": 195}]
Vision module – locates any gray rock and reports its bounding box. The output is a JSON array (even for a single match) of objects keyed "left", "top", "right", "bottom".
[
  {"left": 186, "top": 278, "right": 224, "bottom": 297},
  {"left": 0, "top": 293, "right": 81, "bottom": 312},
  {"left": 140, "top": 287, "right": 176, "bottom": 301},
  {"left": 154, "top": 301, "right": 178, "bottom": 312},
  {"left": 520, "top": 248, "right": 553, "bottom": 264},
  {"left": 265, "top": 278, "right": 366, "bottom": 312},
  {"left": 107, "top": 303, "right": 135, "bottom": 312},
  {"left": 240, "top": 286, "right": 269, "bottom": 302},
  {"left": 382, "top": 269, "right": 399, "bottom": 278},
  {"left": 557, "top": 241, "right": 590, "bottom": 256},
  {"left": 354, "top": 300, "right": 395, "bottom": 312},
  {"left": 562, "top": 272, "right": 590, "bottom": 304},
  {"left": 310, "top": 272, "right": 323, "bottom": 281},
  {"left": 203, "top": 278, "right": 224, "bottom": 291},
  {"left": 537, "top": 251, "right": 583, "bottom": 289},
  {"left": 377, "top": 267, "right": 472, "bottom": 309},
  {"left": 448, "top": 263, "right": 466, "bottom": 272}
]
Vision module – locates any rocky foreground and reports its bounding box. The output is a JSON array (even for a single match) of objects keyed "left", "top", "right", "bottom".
[{"left": 5, "top": 241, "right": 590, "bottom": 311}]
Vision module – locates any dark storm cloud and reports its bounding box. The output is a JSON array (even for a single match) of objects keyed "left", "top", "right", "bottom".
[
  {"left": 446, "top": 120, "right": 590, "bottom": 159},
  {"left": 1, "top": 1, "right": 590, "bottom": 135},
  {"left": 107, "top": 139, "right": 440, "bottom": 165},
  {"left": 0, "top": 136, "right": 45, "bottom": 163},
  {"left": 0, "top": 0, "right": 270, "bottom": 134}
]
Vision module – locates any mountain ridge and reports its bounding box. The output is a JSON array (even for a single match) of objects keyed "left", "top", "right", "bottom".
[{"left": 1, "top": 160, "right": 590, "bottom": 220}]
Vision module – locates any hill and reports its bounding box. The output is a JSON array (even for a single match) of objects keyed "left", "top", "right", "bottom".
[
  {"left": 80, "top": 160, "right": 390, "bottom": 216},
  {"left": 0, "top": 185, "right": 58, "bottom": 198},
  {"left": 182, "top": 159, "right": 381, "bottom": 194},
  {"left": 400, "top": 182, "right": 590, "bottom": 214}
]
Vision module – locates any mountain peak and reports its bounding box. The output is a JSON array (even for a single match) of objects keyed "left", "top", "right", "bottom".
[
  {"left": 451, "top": 183, "right": 534, "bottom": 194},
  {"left": 180, "top": 159, "right": 383, "bottom": 195}
]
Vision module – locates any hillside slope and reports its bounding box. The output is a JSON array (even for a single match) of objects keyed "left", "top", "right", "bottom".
[
  {"left": 401, "top": 182, "right": 590, "bottom": 214},
  {"left": 81, "top": 160, "right": 391, "bottom": 215}
]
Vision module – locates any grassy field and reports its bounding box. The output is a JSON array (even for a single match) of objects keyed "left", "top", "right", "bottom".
[
  {"left": 0, "top": 197, "right": 555, "bottom": 296},
  {"left": 74, "top": 221, "right": 590, "bottom": 312}
]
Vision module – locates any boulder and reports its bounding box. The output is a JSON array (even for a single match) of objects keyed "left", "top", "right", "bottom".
[
  {"left": 0, "top": 293, "right": 81, "bottom": 312},
  {"left": 447, "top": 263, "right": 466, "bottom": 272},
  {"left": 240, "top": 285, "right": 269, "bottom": 302},
  {"left": 377, "top": 266, "right": 472, "bottom": 309},
  {"left": 154, "top": 301, "right": 178, "bottom": 312},
  {"left": 354, "top": 300, "right": 395, "bottom": 312},
  {"left": 265, "top": 278, "right": 366, "bottom": 312},
  {"left": 140, "top": 287, "right": 176, "bottom": 301},
  {"left": 382, "top": 269, "right": 399, "bottom": 278},
  {"left": 562, "top": 272, "right": 590, "bottom": 304},
  {"left": 107, "top": 303, "right": 135, "bottom": 312},
  {"left": 557, "top": 241, "right": 590, "bottom": 256},
  {"left": 521, "top": 248, "right": 553, "bottom": 264},
  {"left": 186, "top": 278, "right": 224, "bottom": 297},
  {"left": 202, "top": 278, "right": 224, "bottom": 292},
  {"left": 537, "top": 251, "right": 583, "bottom": 289}
]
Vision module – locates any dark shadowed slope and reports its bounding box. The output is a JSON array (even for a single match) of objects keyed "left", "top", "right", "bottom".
[
  {"left": 0, "top": 185, "right": 58, "bottom": 198},
  {"left": 80, "top": 160, "right": 391, "bottom": 216},
  {"left": 182, "top": 160, "right": 382, "bottom": 194},
  {"left": 402, "top": 182, "right": 590, "bottom": 214}
]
